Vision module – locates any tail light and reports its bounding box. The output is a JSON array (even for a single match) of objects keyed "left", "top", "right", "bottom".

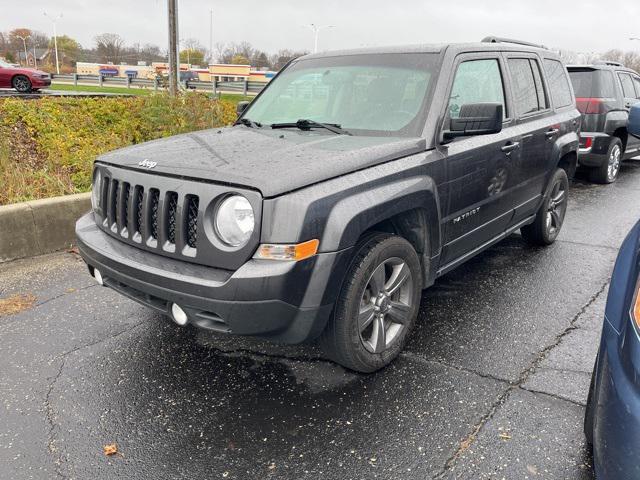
[
  {"left": 580, "top": 136, "right": 594, "bottom": 150},
  {"left": 576, "top": 97, "right": 606, "bottom": 114}
]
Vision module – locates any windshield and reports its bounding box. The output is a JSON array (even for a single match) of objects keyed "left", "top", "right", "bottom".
[{"left": 244, "top": 53, "right": 440, "bottom": 137}]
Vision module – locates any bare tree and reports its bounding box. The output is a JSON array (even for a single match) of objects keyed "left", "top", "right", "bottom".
[{"left": 94, "top": 33, "right": 125, "bottom": 63}]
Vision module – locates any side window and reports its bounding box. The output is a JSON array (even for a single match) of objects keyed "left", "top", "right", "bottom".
[
  {"left": 508, "top": 58, "right": 547, "bottom": 116},
  {"left": 633, "top": 76, "right": 640, "bottom": 99},
  {"left": 619, "top": 73, "right": 636, "bottom": 98},
  {"left": 544, "top": 59, "right": 574, "bottom": 107},
  {"left": 448, "top": 59, "right": 506, "bottom": 119},
  {"left": 530, "top": 60, "right": 548, "bottom": 109}
]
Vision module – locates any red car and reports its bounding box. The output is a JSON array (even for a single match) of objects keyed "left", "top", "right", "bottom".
[{"left": 0, "top": 59, "right": 51, "bottom": 93}]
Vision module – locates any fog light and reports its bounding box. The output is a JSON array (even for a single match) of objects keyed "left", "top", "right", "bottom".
[
  {"left": 171, "top": 303, "right": 188, "bottom": 326},
  {"left": 93, "top": 268, "right": 104, "bottom": 286}
]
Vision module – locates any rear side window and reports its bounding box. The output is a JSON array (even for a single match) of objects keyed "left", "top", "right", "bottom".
[
  {"left": 568, "top": 69, "right": 616, "bottom": 98},
  {"left": 448, "top": 59, "right": 506, "bottom": 119},
  {"left": 634, "top": 76, "right": 640, "bottom": 99},
  {"left": 619, "top": 73, "right": 636, "bottom": 98},
  {"left": 543, "top": 59, "right": 573, "bottom": 107},
  {"left": 508, "top": 58, "right": 547, "bottom": 116}
]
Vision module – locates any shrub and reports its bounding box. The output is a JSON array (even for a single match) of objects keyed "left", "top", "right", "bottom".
[{"left": 0, "top": 93, "right": 238, "bottom": 205}]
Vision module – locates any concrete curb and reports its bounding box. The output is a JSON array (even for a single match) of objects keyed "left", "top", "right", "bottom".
[{"left": 0, "top": 193, "right": 91, "bottom": 263}]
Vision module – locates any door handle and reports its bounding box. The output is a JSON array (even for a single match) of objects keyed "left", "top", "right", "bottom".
[
  {"left": 501, "top": 141, "right": 520, "bottom": 154},
  {"left": 545, "top": 128, "right": 559, "bottom": 138}
]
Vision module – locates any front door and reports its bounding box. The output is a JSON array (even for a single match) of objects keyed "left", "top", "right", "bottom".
[
  {"left": 441, "top": 55, "right": 520, "bottom": 265},
  {"left": 619, "top": 72, "right": 640, "bottom": 155}
]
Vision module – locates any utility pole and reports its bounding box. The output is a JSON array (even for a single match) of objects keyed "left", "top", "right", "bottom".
[
  {"left": 306, "top": 24, "right": 335, "bottom": 53},
  {"left": 209, "top": 9, "right": 213, "bottom": 65},
  {"left": 43, "top": 12, "right": 62, "bottom": 74},
  {"left": 167, "top": 0, "right": 180, "bottom": 95},
  {"left": 33, "top": 42, "right": 38, "bottom": 69},
  {"left": 16, "top": 35, "right": 30, "bottom": 67}
]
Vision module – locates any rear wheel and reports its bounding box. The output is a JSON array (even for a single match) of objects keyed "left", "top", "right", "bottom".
[
  {"left": 320, "top": 233, "right": 422, "bottom": 373},
  {"left": 590, "top": 138, "right": 622, "bottom": 184},
  {"left": 584, "top": 359, "right": 598, "bottom": 447},
  {"left": 12, "top": 75, "right": 32, "bottom": 93},
  {"left": 521, "top": 168, "right": 569, "bottom": 246}
]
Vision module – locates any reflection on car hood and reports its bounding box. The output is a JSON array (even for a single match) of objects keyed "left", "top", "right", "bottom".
[{"left": 96, "top": 126, "right": 426, "bottom": 197}]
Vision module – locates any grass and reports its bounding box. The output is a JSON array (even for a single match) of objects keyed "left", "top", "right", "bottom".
[
  {"left": 0, "top": 94, "right": 238, "bottom": 205},
  {"left": 49, "top": 83, "right": 254, "bottom": 105}
]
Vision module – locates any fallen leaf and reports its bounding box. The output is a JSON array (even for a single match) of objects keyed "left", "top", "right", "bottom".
[
  {"left": 0, "top": 294, "right": 37, "bottom": 317},
  {"left": 268, "top": 463, "right": 276, "bottom": 470},
  {"left": 67, "top": 246, "right": 80, "bottom": 255},
  {"left": 527, "top": 464, "right": 538, "bottom": 475},
  {"left": 103, "top": 443, "right": 118, "bottom": 456},
  {"left": 499, "top": 432, "right": 512, "bottom": 440}
]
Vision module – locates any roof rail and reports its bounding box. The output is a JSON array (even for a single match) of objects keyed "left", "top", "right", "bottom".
[
  {"left": 481, "top": 36, "right": 548, "bottom": 50},
  {"left": 594, "top": 60, "right": 625, "bottom": 67}
]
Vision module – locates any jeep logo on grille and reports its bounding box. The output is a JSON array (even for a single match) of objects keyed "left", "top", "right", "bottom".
[{"left": 138, "top": 159, "right": 157, "bottom": 169}]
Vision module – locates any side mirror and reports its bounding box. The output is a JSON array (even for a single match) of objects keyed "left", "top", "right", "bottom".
[
  {"left": 236, "top": 101, "right": 250, "bottom": 116},
  {"left": 443, "top": 103, "right": 503, "bottom": 142},
  {"left": 628, "top": 103, "right": 640, "bottom": 138}
]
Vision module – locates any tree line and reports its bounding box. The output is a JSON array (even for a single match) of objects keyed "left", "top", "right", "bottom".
[{"left": 0, "top": 28, "right": 307, "bottom": 72}]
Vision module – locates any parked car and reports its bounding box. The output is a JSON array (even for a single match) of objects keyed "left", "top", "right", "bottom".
[
  {"left": 585, "top": 104, "right": 640, "bottom": 479},
  {"left": 76, "top": 37, "right": 580, "bottom": 372},
  {"left": 155, "top": 71, "right": 199, "bottom": 90},
  {"left": 0, "top": 59, "right": 51, "bottom": 93},
  {"left": 567, "top": 61, "right": 640, "bottom": 183}
]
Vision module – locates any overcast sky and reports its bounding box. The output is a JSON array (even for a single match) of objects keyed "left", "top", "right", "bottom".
[{"left": 2, "top": 0, "right": 640, "bottom": 55}]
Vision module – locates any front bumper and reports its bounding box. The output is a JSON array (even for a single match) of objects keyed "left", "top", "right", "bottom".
[
  {"left": 31, "top": 77, "right": 51, "bottom": 88},
  {"left": 592, "top": 319, "right": 640, "bottom": 480},
  {"left": 76, "top": 213, "right": 351, "bottom": 343},
  {"left": 577, "top": 132, "right": 612, "bottom": 167}
]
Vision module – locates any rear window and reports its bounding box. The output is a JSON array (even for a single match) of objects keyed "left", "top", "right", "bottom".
[
  {"left": 543, "top": 59, "right": 573, "bottom": 107},
  {"left": 568, "top": 69, "right": 616, "bottom": 98},
  {"left": 618, "top": 73, "right": 636, "bottom": 98}
]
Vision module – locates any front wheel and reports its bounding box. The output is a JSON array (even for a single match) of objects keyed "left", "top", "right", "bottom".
[
  {"left": 521, "top": 168, "right": 569, "bottom": 246},
  {"left": 319, "top": 233, "right": 422, "bottom": 373},
  {"left": 12, "top": 75, "right": 32, "bottom": 93}
]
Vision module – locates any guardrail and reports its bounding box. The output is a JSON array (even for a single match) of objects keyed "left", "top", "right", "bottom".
[{"left": 51, "top": 73, "right": 266, "bottom": 95}]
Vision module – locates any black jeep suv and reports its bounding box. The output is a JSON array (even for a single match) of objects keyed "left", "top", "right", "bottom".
[
  {"left": 567, "top": 61, "right": 640, "bottom": 183},
  {"left": 76, "top": 37, "right": 579, "bottom": 372}
]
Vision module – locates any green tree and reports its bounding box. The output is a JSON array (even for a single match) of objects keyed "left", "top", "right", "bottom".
[
  {"left": 179, "top": 48, "right": 205, "bottom": 66},
  {"left": 50, "top": 35, "right": 81, "bottom": 65},
  {"left": 231, "top": 54, "right": 249, "bottom": 65}
]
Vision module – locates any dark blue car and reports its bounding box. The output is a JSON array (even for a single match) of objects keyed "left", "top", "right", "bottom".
[{"left": 585, "top": 104, "right": 640, "bottom": 479}]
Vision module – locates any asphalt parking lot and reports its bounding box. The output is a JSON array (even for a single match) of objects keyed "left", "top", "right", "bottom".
[{"left": 2, "top": 160, "right": 640, "bottom": 480}]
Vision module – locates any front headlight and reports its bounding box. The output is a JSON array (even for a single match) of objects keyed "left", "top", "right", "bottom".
[
  {"left": 215, "top": 195, "right": 254, "bottom": 247},
  {"left": 91, "top": 170, "right": 101, "bottom": 211}
]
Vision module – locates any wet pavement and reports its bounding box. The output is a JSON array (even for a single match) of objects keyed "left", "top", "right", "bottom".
[{"left": 1, "top": 160, "right": 640, "bottom": 479}]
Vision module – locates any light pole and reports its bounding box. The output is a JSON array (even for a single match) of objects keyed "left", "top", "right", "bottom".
[
  {"left": 167, "top": 0, "right": 180, "bottom": 95},
  {"left": 33, "top": 41, "right": 38, "bottom": 69},
  {"left": 209, "top": 8, "right": 213, "bottom": 65},
  {"left": 306, "top": 24, "right": 335, "bottom": 53},
  {"left": 43, "top": 12, "right": 62, "bottom": 74},
  {"left": 16, "top": 34, "right": 30, "bottom": 67}
]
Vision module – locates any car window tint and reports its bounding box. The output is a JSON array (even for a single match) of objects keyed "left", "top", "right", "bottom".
[
  {"left": 531, "top": 60, "right": 548, "bottom": 109},
  {"left": 544, "top": 59, "right": 573, "bottom": 107},
  {"left": 619, "top": 73, "right": 636, "bottom": 98},
  {"left": 508, "top": 58, "right": 542, "bottom": 116},
  {"left": 448, "top": 59, "right": 506, "bottom": 119}
]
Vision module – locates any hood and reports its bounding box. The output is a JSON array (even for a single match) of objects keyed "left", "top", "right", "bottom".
[
  {"left": 96, "top": 126, "right": 426, "bottom": 197},
  {"left": 6, "top": 66, "right": 50, "bottom": 76}
]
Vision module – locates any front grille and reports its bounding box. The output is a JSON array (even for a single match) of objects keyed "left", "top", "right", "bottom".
[
  {"left": 185, "top": 196, "right": 199, "bottom": 249},
  {"left": 166, "top": 192, "right": 178, "bottom": 244},
  {"left": 99, "top": 179, "right": 200, "bottom": 254}
]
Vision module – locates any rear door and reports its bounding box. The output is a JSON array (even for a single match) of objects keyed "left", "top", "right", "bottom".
[
  {"left": 618, "top": 71, "right": 640, "bottom": 153},
  {"left": 503, "top": 54, "right": 555, "bottom": 222},
  {"left": 440, "top": 53, "right": 521, "bottom": 264}
]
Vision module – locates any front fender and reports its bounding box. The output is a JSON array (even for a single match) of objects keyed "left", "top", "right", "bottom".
[{"left": 260, "top": 152, "right": 444, "bottom": 255}]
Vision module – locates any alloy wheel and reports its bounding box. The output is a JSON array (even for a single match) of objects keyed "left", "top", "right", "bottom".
[
  {"left": 13, "top": 76, "right": 30, "bottom": 92},
  {"left": 607, "top": 145, "right": 621, "bottom": 182},
  {"left": 545, "top": 179, "right": 567, "bottom": 236},
  {"left": 358, "top": 257, "right": 414, "bottom": 354}
]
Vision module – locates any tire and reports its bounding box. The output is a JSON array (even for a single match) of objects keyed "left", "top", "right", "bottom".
[
  {"left": 12, "top": 75, "right": 32, "bottom": 93},
  {"left": 590, "top": 138, "right": 622, "bottom": 184},
  {"left": 521, "top": 168, "right": 569, "bottom": 246},
  {"left": 319, "top": 233, "right": 422, "bottom": 373}
]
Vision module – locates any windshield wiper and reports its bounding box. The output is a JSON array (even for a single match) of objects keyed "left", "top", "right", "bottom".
[
  {"left": 271, "top": 119, "right": 351, "bottom": 135},
  {"left": 238, "top": 117, "right": 262, "bottom": 128}
]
